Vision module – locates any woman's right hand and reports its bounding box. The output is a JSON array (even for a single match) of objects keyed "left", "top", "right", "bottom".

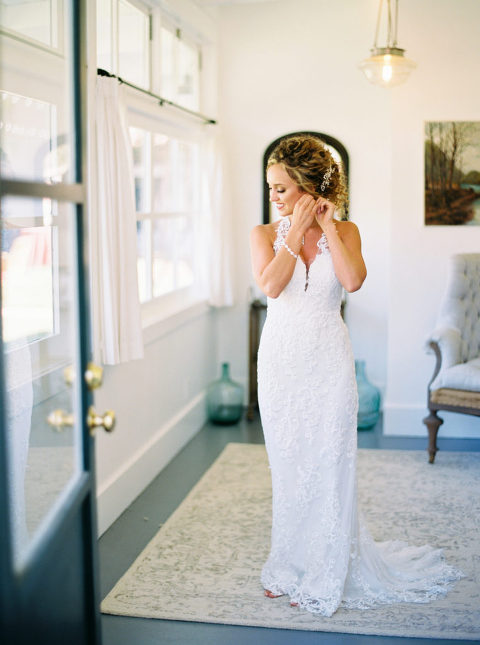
[{"left": 291, "top": 194, "right": 320, "bottom": 236}]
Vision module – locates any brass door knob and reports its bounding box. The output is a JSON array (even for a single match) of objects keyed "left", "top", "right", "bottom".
[
  {"left": 87, "top": 406, "right": 116, "bottom": 435},
  {"left": 84, "top": 363, "right": 103, "bottom": 390},
  {"left": 63, "top": 362, "right": 104, "bottom": 390},
  {"left": 47, "top": 409, "right": 74, "bottom": 432}
]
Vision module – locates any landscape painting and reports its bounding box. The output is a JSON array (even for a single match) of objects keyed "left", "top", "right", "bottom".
[{"left": 425, "top": 121, "right": 480, "bottom": 225}]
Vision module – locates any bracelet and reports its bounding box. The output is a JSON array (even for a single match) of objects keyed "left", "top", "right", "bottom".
[{"left": 283, "top": 242, "right": 299, "bottom": 259}]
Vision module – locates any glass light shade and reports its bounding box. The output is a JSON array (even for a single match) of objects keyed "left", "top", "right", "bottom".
[{"left": 359, "top": 52, "right": 416, "bottom": 88}]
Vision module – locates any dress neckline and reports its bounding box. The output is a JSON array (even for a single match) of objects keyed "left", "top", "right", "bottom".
[{"left": 279, "top": 217, "right": 327, "bottom": 270}]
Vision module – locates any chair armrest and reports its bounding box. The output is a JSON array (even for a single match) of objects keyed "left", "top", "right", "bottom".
[{"left": 426, "top": 326, "right": 462, "bottom": 369}]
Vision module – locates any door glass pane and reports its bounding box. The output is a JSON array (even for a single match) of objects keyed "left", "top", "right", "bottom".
[
  {"left": 1, "top": 196, "right": 82, "bottom": 570},
  {"left": 1, "top": 195, "right": 55, "bottom": 342},
  {"left": 0, "top": 0, "right": 59, "bottom": 49},
  {"left": 118, "top": 0, "right": 149, "bottom": 89},
  {"left": 1, "top": 2, "right": 83, "bottom": 570},
  {"left": 0, "top": 5, "right": 74, "bottom": 184}
]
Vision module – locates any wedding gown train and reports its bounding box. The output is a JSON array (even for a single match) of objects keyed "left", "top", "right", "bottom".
[{"left": 257, "top": 217, "right": 463, "bottom": 617}]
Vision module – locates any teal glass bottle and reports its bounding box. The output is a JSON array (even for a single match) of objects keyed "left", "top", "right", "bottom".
[
  {"left": 355, "top": 360, "right": 381, "bottom": 430},
  {"left": 207, "top": 363, "right": 244, "bottom": 425}
]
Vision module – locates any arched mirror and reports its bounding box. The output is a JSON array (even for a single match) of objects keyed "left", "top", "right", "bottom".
[{"left": 263, "top": 131, "right": 349, "bottom": 224}]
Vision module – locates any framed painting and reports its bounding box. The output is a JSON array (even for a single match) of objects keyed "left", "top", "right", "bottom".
[{"left": 425, "top": 121, "right": 480, "bottom": 225}]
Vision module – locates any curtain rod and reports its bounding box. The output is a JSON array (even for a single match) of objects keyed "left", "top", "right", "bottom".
[{"left": 97, "top": 68, "right": 217, "bottom": 125}]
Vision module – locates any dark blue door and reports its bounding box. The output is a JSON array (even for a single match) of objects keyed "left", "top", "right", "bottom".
[{"left": 0, "top": 2, "right": 102, "bottom": 643}]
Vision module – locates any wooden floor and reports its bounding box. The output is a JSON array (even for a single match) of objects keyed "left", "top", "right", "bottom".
[{"left": 99, "top": 413, "right": 480, "bottom": 645}]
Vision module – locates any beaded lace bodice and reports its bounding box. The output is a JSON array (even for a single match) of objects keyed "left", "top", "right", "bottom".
[{"left": 256, "top": 216, "right": 464, "bottom": 616}]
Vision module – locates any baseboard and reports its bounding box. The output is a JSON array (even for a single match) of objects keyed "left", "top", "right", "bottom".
[
  {"left": 383, "top": 403, "right": 480, "bottom": 439},
  {"left": 96, "top": 391, "right": 207, "bottom": 536}
]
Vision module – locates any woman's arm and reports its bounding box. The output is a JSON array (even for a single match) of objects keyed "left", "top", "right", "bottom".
[
  {"left": 250, "top": 225, "right": 302, "bottom": 298},
  {"left": 250, "top": 195, "right": 318, "bottom": 298},
  {"left": 316, "top": 197, "right": 366, "bottom": 292}
]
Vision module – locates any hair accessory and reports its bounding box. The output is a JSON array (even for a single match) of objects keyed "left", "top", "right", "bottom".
[
  {"left": 321, "top": 165, "right": 334, "bottom": 192},
  {"left": 283, "top": 242, "right": 298, "bottom": 259}
]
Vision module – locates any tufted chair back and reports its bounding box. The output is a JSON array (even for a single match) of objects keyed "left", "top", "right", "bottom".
[{"left": 437, "top": 254, "right": 480, "bottom": 363}]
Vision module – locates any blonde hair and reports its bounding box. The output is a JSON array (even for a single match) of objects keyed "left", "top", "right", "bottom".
[{"left": 267, "top": 134, "right": 348, "bottom": 218}]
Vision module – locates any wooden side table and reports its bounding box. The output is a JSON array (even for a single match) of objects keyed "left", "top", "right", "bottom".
[{"left": 247, "top": 299, "right": 267, "bottom": 421}]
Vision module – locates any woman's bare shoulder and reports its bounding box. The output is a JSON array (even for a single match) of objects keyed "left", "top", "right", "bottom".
[
  {"left": 336, "top": 220, "right": 360, "bottom": 237},
  {"left": 251, "top": 221, "right": 277, "bottom": 243}
]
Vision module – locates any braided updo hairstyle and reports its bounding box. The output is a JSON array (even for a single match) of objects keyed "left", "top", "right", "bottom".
[{"left": 267, "top": 134, "right": 348, "bottom": 219}]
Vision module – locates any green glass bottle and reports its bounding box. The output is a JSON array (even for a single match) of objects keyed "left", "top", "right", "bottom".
[
  {"left": 355, "top": 360, "right": 381, "bottom": 430},
  {"left": 207, "top": 362, "right": 244, "bottom": 424}
]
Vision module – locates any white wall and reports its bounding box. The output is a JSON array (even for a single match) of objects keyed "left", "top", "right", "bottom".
[
  {"left": 384, "top": 0, "right": 480, "bottom": 437},
  {"left": 94, "top": 306, "right": 219, "bottom": 534},
  {"left": 216, "top": 0, "right": 480, "bottom": 438}
]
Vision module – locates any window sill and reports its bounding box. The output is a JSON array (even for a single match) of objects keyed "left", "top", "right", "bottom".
[{"left": 142, "top": 294, "right": 211, "bottom": 346}]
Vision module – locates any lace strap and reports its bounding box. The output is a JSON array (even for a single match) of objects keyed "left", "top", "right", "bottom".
[
  {"left": 317, "top": 233, "right": 330, "bottom": 254},
  {"left": 273, "top": 217, "right": 291, "bottom": 254}
]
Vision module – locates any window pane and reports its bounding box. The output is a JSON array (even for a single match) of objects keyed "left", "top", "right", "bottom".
[
  {"left": 175, "top": 215, "right": 194, "bottom": 289},
  {"left": 176, "top": 39, "right": 199, "bottom": 111},
  {"left": 0, "top": 0, "right": 58, "bottom": 48},
  {"left": 152, "top": 216, "right": 193, "bottom": 298},
  {"left": 118, "top": 0, "right": 149, "bottom": 89},
  {"left": 96, "top": 0, "right": 112, "bottom": 72},
  {"left": 130, "top": 127, "right": 149, "bottom": 213},
  {"left": 160, "top": 26, "right": 175, "bottom": 102},
  {"left": 152, "top": 218, "right": 175, "bottom": 298},
  {"left": 152, "top": 133, "right": 171, "bottom": 212},
  {"left": 136, "top": 219, "right": 150, "bottom": 303},
  {"left": 152, "top": 136, "right": 197, "bottom": 213},
  {"left": 174, "top": 140, "right": 196, "bottom": 211}
]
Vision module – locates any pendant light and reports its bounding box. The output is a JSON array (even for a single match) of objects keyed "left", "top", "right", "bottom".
[{"left": 359, "top": 0, "right": 416, "bottom": 88}]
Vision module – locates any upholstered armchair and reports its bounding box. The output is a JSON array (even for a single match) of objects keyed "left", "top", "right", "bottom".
[{"left": 423, "top": 254, "right": 480, "bottom": 463}]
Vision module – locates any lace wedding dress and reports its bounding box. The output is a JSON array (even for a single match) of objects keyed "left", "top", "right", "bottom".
[{"left": 257, "top": 217, "right": 463, "bottom": 617}]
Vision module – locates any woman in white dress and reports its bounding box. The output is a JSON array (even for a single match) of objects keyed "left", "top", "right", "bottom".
[{"left": 250, "top": 134, "right": 463, "bottom": 617}]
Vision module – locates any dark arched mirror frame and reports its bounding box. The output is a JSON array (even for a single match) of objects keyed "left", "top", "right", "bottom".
[{"left": 263, "top": 131, "right": 350, "bottom": 224}]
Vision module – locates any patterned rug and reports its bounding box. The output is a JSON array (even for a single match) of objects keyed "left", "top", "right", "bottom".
[{"left": 101, "top": 444, "right": 480, "bottom": 640}]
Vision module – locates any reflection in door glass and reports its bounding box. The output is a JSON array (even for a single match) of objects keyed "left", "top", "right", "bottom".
[
  {"left": 1, "top": 197, "right": 82, "bottom": 570},
  {"left": 0, "top": 0, "right": 59, "bottom": 49}
]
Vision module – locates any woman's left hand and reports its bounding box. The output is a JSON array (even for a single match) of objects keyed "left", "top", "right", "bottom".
[{"left": 315, "top": 197, "right": 336, "bottom": 231}]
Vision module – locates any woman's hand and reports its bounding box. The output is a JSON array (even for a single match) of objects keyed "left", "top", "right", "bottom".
[
  {"left": 315, "top": 197, "right": 336, "bottom": 231},
  {"left": 290, "top": 194, "right": 320, "bottom": 236}
]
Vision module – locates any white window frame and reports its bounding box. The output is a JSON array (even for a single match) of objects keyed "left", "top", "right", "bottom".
[{"left": 95, "top": 0, "right": 212, "bottom": 326}]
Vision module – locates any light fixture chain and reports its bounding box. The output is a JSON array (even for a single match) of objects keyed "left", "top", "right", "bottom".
[
  {"left": 393, "top": 0, "right": 399, "bottom": 47},
  {"left": 373, "top": 0, "right": 384, "bottom": 49},
  {"left": 387, "top": 0, "right": 392, "bottom": 47}
]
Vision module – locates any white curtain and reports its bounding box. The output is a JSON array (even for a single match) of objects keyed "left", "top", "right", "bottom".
[
  {"left": 203, "top": 131, "right": 233, "bottom": 307},
  {"left": 201, "top": 130, "right": 234, "bottom": 307},
  {"left": 89, "top": 76, "right": 144, "bottom": 365}
]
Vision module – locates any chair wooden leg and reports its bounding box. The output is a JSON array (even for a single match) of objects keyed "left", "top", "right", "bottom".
[{"left": 423, "top": 410, "right": 443, "bottom": 464}]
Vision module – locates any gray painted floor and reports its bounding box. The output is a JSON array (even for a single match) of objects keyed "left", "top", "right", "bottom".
[{"left": 99, "top": 413, "right": 480, "bottom": 645}]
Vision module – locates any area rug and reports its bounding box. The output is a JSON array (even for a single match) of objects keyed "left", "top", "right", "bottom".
[{"left": 101, "top": 444, "right": 480, "bottom": 640}]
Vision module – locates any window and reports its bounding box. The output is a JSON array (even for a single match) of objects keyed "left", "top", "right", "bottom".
[
  {"left": 160, "top": 24, "right": 200, "bottom": 111},
  {"left": 131, "top": 127, "right": 199, "bottom": 303},
  {"left": 96, "top": 0, "right": 206, "bottom": 312}
]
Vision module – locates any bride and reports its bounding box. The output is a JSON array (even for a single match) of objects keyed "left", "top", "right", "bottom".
[{"left": 250, "top": 134, "right": 463, "bottom": 616}]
